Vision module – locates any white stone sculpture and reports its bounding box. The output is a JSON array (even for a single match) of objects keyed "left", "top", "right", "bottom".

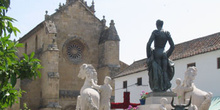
[
  {"left": 45, "top": 20, "right": 57, "bottom": 34},
  {"left": 186, "top": 98, "right": 198, "bottom": 110},
  {"left": 172, "top": 78, "right": 193, "bottom": 104},
  {"left": 76, "top": 64, "right": 100, "bottom": 110},
  {"left": 198, "top": 92, "right": 212, "bottom": 110},
  {"left": 159, "top": 97, "right": 168, "bottom": 110},
  {"left": 172, "top": 67, "right": 212, "bottom": 110},
  {"left": 91, "top": 76, "right": 112, "bottom": 110}
]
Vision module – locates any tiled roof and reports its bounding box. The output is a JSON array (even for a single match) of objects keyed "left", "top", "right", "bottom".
[
  {"left": 170, "top": 32, "right": 220, "bottom": 60},
  {"left": 114, "top": 32, "right": 220, "bottom": 78},
  {"left": 114, "top": 58, "right": 147, "bottom": 78}
]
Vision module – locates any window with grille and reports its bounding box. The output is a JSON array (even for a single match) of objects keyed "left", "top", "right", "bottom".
[
  {"left": 137, "top": 77, "right": 142, "bottom": 86},
  {"left": 25, "top": 43, "right": 27, "bottom": 54},
  {"left": 218, "top": 58, "right": 220, "bottom": 69},
  {"left": 123, "top": 81, "right": 127, "bottom": 89}
]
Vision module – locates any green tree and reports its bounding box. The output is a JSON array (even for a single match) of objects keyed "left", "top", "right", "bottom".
[{"left": 0, "top": 0, "right": 42, "bottom": 109}]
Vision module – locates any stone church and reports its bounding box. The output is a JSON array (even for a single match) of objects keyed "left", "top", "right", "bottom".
[{"left": 16, "top": 0, "right": 127, "bottom": 109}]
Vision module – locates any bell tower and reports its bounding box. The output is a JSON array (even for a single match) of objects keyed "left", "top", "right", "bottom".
[{"left": 98, "top": 18, "right": 120, "bottom": 84}]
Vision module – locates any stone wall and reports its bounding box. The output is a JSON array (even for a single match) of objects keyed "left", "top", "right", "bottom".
[{"left": 17, "top": 0, "right": 124, "bottom": 109}]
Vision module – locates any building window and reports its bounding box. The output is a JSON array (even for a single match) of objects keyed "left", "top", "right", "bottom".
[
  {"left": 65, "top": 40, "right": 85, "bottom": 64},
  {"left": 35, "top": 35, "right": 38, "bottom": 52},
  {"left": 187, "top": 62, "right": 196, "bottom": 68},
  {"left": 123, "top": 81, "right": 127, "bottom": 89},
  {"left": 25, "top": 43, "right": 27, "bottom": 54},
  {"left": 137, "top": 77, "right": 142, "bottom": 86},
  {"left": 218, "top": 57, "right": 220, "bottom": 69}
]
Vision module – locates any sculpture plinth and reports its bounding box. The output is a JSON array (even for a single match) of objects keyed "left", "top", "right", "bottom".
[
  {"left": 138, "top": 92, "right": 176, "bottom": 110},
  {"left": 40, "top": 108, "right": 61, "bottom": 110}
]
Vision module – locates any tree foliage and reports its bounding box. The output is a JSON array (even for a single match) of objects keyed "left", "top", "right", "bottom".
[{"left": 0, "top": 0, "right": 42, "bottom": 109}]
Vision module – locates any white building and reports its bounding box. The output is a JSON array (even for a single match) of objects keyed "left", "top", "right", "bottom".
[{"left": 114, "top": 32, "right": 220, "bottom": 104}]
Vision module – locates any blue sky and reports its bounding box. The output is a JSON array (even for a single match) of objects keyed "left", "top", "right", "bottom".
[{"left": 8, "top": 0, "right": 220, "bottom": 64}]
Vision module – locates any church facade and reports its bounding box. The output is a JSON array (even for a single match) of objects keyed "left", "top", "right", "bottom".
[{"left": 16, "top": 0, "right": 127, "bottom": 110}]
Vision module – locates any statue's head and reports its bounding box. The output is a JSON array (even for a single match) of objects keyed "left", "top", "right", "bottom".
[
  {"left": 176, "top": 78, "right": 181, "bottom": 86},
  {"left": 78, "top": 64, "right": 87, "bottom": 79},
  {"left": 156, "top": 19, "right": 163, "bottom": 30},
  {"left": 160, "top": 97, "right": 168, "bottom": 105},
  {"left": 78, "top": 63, "right": 97, "bottom": 80},
  {"left": 185, "top": 66, "right": 197, "bottom": 81},
  {"left": 104, "top": 76, "right": 111, "bottom": 84}
]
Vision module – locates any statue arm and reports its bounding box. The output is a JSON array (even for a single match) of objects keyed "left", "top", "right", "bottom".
[
  {"left": 172, "top": 88, "right": 177, "bottom": 93},
  {"left": 147, "top": 31, "right": 155, "bottom": 58},
  {"left": 91, "top": 79, "right": 101, "bottom": 90},
  {"left": 166, "top": 32, "right": 174, "bottom": 58},
  {"left": 184, "top": 86, "right": 193, "bottom": 92}
]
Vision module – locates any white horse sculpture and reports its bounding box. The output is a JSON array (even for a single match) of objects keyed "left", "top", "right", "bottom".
[
  {"left": 174, "top": 67, "right": 212, "bottom": 110},
  {"left": 76, "top": 64, "right": 100, "bottom": 110}
]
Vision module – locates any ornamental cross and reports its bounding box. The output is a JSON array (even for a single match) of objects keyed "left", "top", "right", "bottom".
[{"left": 111, "top": 92, "right": 140, "bottom": 109}]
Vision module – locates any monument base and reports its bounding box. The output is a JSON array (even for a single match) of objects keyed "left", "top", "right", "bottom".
[
  {"left": 40, "top": 108, "right": 61, "bottom": 110},
  {"left": 138, "top": 92, "right": 176, "bottom": 110}
]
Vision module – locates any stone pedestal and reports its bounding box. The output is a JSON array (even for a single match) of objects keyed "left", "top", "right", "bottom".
[
  {"left": 40, "top": 108, "right": 61, "bottom": 110},
  {"left": 41, "top": 50, "right": 61, "bottom": 108},
  {"left": 40, "top": 26, "right": 61, "bottom": 110},
  {"left": 138, "top": 92, "right": 176, "bottom": 110}
]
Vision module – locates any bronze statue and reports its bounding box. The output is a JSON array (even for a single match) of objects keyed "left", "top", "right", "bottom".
[{"left": 146, "top": 20, "right": 175, "bottom": 92}]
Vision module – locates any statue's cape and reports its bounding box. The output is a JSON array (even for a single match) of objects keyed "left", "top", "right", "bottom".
[{"left": 147, "top": 51, "right": 174, "bottom": 92}]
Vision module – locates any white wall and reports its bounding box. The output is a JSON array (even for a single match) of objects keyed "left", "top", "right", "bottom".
[
  {"left": 114, "top": 50, "right": 220, "bottom": 110},
  {"left": 171, "top": 50, "right": 220, "bottom": 97},
  {"left": 114, "top": 71, "right": 151, "bottom": 104}
]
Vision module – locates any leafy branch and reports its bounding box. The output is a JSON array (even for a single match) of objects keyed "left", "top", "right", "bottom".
[{"left": 0, "top": 0, "right": 43, "bottom": 109}]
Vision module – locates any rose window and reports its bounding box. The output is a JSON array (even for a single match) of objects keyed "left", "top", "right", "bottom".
[
  {"left": 63, "top": 38, "right": 86, "bottom": 64},
  {"left": 65, "top": 39, "right": 85, "bottom": 64},
  {"left": 67, "top": 44, "right": 82, "bottom": 61}
]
